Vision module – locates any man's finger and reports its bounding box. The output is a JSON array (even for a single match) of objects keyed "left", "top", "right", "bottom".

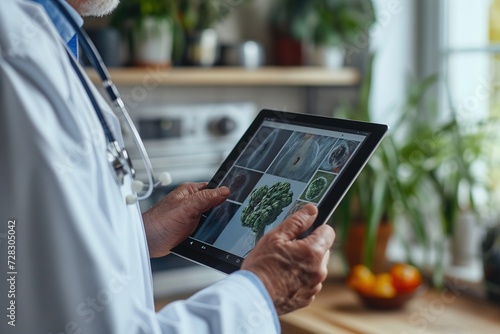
[
  {"left": 302, "top": 224, "right": 335, "bottom": 252},
  {"left": 187, "top": 186, "right": 230, "bottom": 214},
  {"left": 176, "top": 182, "right": 208, "bottom": 196},
  {"left": 321, "top": 249, "right": 331, "bottom": 268},
  {"left": 273, "top": 204, "right": 318, "bottom": 241},
  {"left": 194, "top": 182, "right": 209, "bottom": 190}
]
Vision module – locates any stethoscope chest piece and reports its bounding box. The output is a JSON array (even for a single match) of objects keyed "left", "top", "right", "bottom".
[{"left": 107, "top": 140, "right": 135, "bottom": 185}]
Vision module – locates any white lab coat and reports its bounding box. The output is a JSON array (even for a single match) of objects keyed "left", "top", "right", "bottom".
[{"left": 0, "top": 1, "right": 279, "bottom": 333}]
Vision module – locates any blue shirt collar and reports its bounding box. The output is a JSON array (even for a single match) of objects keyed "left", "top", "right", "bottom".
[{"left": 31, "top": 0, "right": 83, "bottom": 57}]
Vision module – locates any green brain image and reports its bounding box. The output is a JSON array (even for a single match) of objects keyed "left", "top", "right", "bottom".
[
  {"left": 305, "top": 177, "right": 327, "bottom": 201},
  {"left": 241, "top": 182, "right": 293, "bottom": 238}
]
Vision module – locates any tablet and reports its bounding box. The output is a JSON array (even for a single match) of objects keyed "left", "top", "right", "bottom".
[{"left": 172, "top": 109, "right": 388, "bottom": 274}]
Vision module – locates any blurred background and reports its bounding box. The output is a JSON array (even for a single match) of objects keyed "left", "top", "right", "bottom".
[{"left": 82, "top": 0, "right": 500, "bottom": 320}]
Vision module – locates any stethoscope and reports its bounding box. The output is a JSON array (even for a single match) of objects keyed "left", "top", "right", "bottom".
[{"left": 51, "top": 0, "right": 172, "bottom": 205}]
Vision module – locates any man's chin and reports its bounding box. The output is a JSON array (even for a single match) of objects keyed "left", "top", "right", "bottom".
[{"left": 68, "top": 0, "right": 120, "bottom": 17}]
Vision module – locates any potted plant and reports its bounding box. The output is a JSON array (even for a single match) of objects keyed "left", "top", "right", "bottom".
[
  {"left": 269, "top": 0, "right": 309, "bottom": 66},
  {"left": 175, "top": 0, "right": 233, "bottom": 66},
  {"left": 335, "top": 54, "right": 494, "bottom": 284},
  {"left": 111, "top": 0, "right": 177, "bottom": 66},
  {"left": 270, "top": 0, "right": 375, "bottom": 67},
  {"left": 333, "top": 52, "right": 433, "bottom": 273}
]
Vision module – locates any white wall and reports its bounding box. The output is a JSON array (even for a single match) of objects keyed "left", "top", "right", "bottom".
[
  {"left": 445, "top": 0, "right": 490, "bottom": 122},
  {"left": 369, "top": 0, "right": 418, "bottom": 125}
]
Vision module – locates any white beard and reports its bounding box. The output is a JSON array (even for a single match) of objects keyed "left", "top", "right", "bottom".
[{"left": 67, "top": 0, "right": 120, "bottom": 17}]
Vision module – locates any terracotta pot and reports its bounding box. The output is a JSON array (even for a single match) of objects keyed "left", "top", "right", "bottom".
[
  {"left": 343, "top": 221, "right": 393, "bottom": 274},
  {"left": 273, "top": 34, "right": 304, "bottom": 66}
]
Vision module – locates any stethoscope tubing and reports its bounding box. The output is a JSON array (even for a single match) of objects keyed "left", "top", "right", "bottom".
[{"left": 51, "top": 0, "right": 158, "bottom": 200}]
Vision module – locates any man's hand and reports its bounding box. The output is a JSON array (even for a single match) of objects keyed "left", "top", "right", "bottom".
[
  {"left": 242, "top": 204, "right": 335, "bottom": 315},
  {"left": 142, "top": 183, "right": 229, "bottom": 258}
]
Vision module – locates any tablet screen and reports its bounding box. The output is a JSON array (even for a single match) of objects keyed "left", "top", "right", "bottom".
[{"left": 172, "top": 110, "right": 388, "bottom": 273}]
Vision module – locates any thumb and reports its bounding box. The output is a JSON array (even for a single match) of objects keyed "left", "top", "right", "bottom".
[
  {"left": 187, "top": 186, "right": 230, "bottom": 214},
  {"left": 273, "top": 204, "right": 318, "bottom": 241}
]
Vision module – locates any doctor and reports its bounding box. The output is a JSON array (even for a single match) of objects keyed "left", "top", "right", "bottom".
[{"left": 0, "top": 0, "right": 335, "bottom": 333}]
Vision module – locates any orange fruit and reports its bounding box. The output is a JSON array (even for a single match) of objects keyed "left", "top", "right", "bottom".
[
  {"left": 370, "top": 273, "right": 396, "bottom": 298},
  {"left": 347, "top": 264, "right": 376, "bottom": 295},
  {"left": 389, "top": 263, "right": 422, "bottom": 293}
]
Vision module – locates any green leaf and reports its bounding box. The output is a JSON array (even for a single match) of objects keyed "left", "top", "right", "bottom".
[{"left": 363, "top": 170, "right": 387, "bottom": 269}]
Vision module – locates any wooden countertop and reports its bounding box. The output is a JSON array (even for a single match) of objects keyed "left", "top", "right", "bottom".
[
  {"left": 155, "top": 275, "right": 499, "bottom": 333},
  {"left": 85, "top": 66, "right": 360, "bottom": 87},
  {"left": 280, "top": 278, "right": 499, "bottom": 334}
]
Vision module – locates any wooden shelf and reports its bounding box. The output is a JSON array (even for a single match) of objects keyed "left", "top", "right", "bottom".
[{"left": 86, "top": 66, "right": 359, "bottom": 87}]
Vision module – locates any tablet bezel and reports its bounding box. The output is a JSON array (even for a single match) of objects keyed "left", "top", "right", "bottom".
[{"left": 172, "top": 109, "right": 388, "bottom": 274}]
